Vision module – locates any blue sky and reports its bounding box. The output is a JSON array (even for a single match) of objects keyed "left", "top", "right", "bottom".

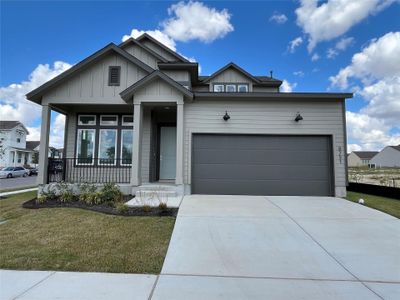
[{"left": 1, "top": 0, "right": 400, "bottom": 150}]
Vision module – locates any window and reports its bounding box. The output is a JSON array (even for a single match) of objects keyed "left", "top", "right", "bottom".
[
  {"left": 121, "top": 130, "right": 133, "bottom": 165},
  {"left": 226, "top": 84, "right": 236, "bottom": 92},
  {"left": 78, "top": 115, "right": 96, "bottom": 126},
  {"left": 16, "top": 138, "right": 21, "bottom": 143},
  {"left": 76, "top": 129, "right": 96, "bottom": 164},
  {"left": 213, "top": 84, "right": 224, "bottom": 92},
  {"left": 108, "top": 66, "right": 121, "bottom": 86},
  {"left": 122, "top": 115, "right": 134, "bottom": 126},
  {"left": 238, "top": 84, "right": 249, "bottom": 92},
  {"left": 98, "top": 129, "right": 117, "bottom": 165},
  {"left": 100, "top": 115, "right": 118, "bottom": 126},
  {"left": 17, "top": 153, "right": 22, "bottom": 163}
]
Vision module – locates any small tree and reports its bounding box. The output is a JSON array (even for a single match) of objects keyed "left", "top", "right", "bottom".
[
  {"left": 0, "top": 140, "right": 5, "bottom": 159},
  {"left": 32, "top": 151, "right": 39, "bottom": 165}
]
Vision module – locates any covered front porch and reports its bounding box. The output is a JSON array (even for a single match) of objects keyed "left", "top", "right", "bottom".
[{"left": 39, "top": 102, "right": 184, "bottom": 195}]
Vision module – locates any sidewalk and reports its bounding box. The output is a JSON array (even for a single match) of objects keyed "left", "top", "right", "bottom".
[
  {"left": 0, "top": 188, "right": 38, "bottom": 198},
  {"left": 0, "top": 270, "right": 157, "bottom": 300}
]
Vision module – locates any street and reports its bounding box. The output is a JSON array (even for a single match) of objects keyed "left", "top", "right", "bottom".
[{"left": 0, "top": 176, "right": 38, "bottom": 191}]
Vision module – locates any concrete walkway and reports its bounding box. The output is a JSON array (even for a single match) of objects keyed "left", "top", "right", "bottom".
[
  {"left": 155, "top": 195, "right": 400, "bottom": 299},
  {"left": 0, "top": 188, "right": 37, "bottom": 198},
  {"left": 1, "top": 195, "right": 399, "bottom": 299}
]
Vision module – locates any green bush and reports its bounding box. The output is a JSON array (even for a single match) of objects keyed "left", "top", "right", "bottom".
[
  {"left": 36, "top": 185, "right": 57, "bottom": 203},
  {"left": 56, "top": 182, "right": 76, "bottom": 203},
  {"left": 79, "top": 182, "right": 98, "bottom": 204},
  {"left": 116, "top": 202, "right": 129, "bottom": 214},
  {"left": 100, "top": 183, "right": 123, "bottom": 203},
  {"left": 158, "top": 202, "right": 168, "bottom": 211}
]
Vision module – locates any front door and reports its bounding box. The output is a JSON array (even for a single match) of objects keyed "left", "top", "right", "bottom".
[{"left": 159, "top": 126, "right": 176, "bottom": 180}]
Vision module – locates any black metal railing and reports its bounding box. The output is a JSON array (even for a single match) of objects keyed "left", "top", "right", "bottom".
[{"left": 47, "top": 158, "right": 132, "bottom": 184}]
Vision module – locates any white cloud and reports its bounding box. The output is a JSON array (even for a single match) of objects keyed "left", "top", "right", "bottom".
[
  {"left": 122, "top": 29, "right": 177, "bottom": 51},
  {"left": 347, "top": 143, "right": 362, "bottom": 152},
  {"left": 330, "top": 32, "right": 400, "bottom": 89},
  {"left": 327, "top": 37, "right": 354, "bottom": 59},
  {"left": 288, "top": 37, "right": 303, "bottom": 53},
  {"left": 269, "top": 13, "right": 288, "bottom": 24},
  {"left": 280, "top": 80, "right": 297, "bottom": 92},
  {"left": 311, "top": 53, "right": 320, "bottom": 61},
  {"left": 0, "top": 61, "right": 71, "bottom": 147},
  {"left": 163, "top": 1, "right": 233, "bottom": 43},
  {"left": 123, "top": 1, "right": 233, "bottom": 49},
  {"left": 346, "top": 111, "right": 400, "bottom": 150},
  {"left": 293, "top": 71, "right": 304, "bottom": 77},
  {"left": 295, "top": 0, "right": 398, "bottom": 52},
  {"left": 326, "top": 48, "right": 338, "bottom": 59}
]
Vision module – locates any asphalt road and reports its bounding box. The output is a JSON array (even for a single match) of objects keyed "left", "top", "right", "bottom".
[{"left": 0, "top": 176, "right": 38, "bottom": 190}]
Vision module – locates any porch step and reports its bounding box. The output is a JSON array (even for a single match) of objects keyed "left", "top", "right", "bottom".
[{"left": 135, "top": 190, "right": 177, "bottom": 197}]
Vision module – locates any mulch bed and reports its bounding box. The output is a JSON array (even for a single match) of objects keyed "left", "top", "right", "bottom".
[{"left": 22, "top": 198, "right": 178, "bottom": 217}]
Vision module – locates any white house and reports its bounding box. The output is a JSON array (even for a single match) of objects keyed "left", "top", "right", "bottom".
[
  {"left": 370, "top": 145, "right": 400, "bottom": 167},
  {"left": 0, "top": 121, "right": 34, "bottom": 168},
  {"left": 347, "top": 151, "right": 378, "bottom": 167}
]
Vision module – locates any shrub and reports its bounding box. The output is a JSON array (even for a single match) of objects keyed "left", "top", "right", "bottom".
[
  {"left": 100, "top": 183, "right": 123, "bottom": 203},
  {"left": 143, "top": 205, "right": 152, "bottom": 213},
  {"left": 37, "top": 185, "right": 57, "bottom": 203},
  {"left": 158, "top": 202, "right": 168, "bottom": 211},
  {"left": 56, "top": 182, "right": 75, "bottom": 203},
  {"left": 116, "top": 202, "right": 129, "bottom": 214},
  {"left": 79, "top": 182, "right": 98, "bottom": 204}
]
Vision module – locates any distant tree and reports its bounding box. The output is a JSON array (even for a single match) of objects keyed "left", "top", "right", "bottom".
[
  {"left": 32, "top": 152, "right": 39, "bottom": 164},
  {"left": 0, "top": 140, "right": 5, "bottom": 159}
]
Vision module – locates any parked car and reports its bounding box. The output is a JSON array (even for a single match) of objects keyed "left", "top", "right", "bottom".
[
  {"left": 0, "top": 167, "right": 29, "bottom": 178},
  {"left": 27, "top": 168, "right": 38, "bottom": 176}
]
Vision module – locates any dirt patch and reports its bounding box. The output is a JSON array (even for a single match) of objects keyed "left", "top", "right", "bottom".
[{"left": 22, "top": 198, "right": 178, "bottom": 217}]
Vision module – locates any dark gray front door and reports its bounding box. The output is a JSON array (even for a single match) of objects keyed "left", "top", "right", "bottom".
[{"left": 191, "top": 134, "right": 333, "bottom": 196}]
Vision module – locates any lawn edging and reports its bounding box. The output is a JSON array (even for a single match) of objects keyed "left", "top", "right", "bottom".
[{"left": 347, "top": 182, "right": 400, "bottom": 200}]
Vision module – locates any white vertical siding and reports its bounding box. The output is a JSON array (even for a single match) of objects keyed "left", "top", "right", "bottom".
[
  {"left": 209, "top": 68, "right": 253, "bottom": 91},
  {"left": 141, "top": 107, "right": 151, "bottom": 183},
  {"left": 123, "top": 44, "right": 159, "bottom": 69},
  {"left": 141, "top": 40, "right": 179, "bottom": 62},
  {"left": 183, "top": 100, "right": 346, "bottom": 192}
]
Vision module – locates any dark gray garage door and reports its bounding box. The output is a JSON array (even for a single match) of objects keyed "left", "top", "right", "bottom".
[{"left": 192, "top": 134, "right": 333, "bottom": 196}]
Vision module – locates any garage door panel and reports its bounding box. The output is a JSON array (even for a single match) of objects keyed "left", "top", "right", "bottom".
[
  {"left": 193, "top": 149, "right": 329, "bottom": 165},
  {"left": 192, "top": 134, "right": 333, "bottom": 196},
  {"left": 193, "top": 164, "right": 330, "bottom": 181},
  {"left": 193, "top": 178, "right": 330, "bottom": 196}
]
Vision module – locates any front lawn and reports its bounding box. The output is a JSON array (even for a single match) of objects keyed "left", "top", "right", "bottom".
[
  {"left": 0, "top": 192, "right": 175, "bottom": 273},
  {"left": 346, "top": 191, "right": 400, "bottom": 219}
]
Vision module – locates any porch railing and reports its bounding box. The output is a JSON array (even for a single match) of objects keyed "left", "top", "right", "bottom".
[{"left": 47, "top": 158, "right": 132, "bottom": 184}]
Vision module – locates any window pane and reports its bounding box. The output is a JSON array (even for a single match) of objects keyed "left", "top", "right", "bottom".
[
  {"left": 213, "top": 85, "right": 224, "bottom": 92},
  {"left": 238, "top": 84, "right": 248, "bottom": 92},
  {"left": 77, "top": 129, "right": 95, "bottom": 164},
  {"left": 122, "top": 115, "right": 134, "bottom": 126},
  {"left": 79, "top": 115, "right": 96, "bottom": 125},
  {"left": 226, "top": 85, "right": 236, "bottom": 92},
  {"left": 100, "top": 115, "right": 118, "bottom": 125},
  {"left": 98, "top": 130, "right": 117, "bottom": 164},
  {"left": 121, "top": 130, "right": 133, "bottom": 165}
]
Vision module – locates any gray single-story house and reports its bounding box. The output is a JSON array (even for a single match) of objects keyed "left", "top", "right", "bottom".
[
  {"left": 347, "top": 151, "right": 379, "bottom": 167},
  {"left": 370, "top": 145, "right": 400, "bottom": 167},
  {"left": 26, "top": 33, "right": 352, "bottom": 197}
]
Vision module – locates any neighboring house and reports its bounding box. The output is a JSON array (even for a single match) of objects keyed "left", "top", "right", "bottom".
[
  {"left": 26, "top": 33, "right": 352, "bottom": 197},
  {"left": 0, "top": 121, "right": 35, "bottom": 168},
  {"left": 25, "top": 141, "right": 62, "bottom": 167},
  {"left": 370, "top": 145, "right": 400, "bottom": 167},
  {"left": 347, "top": 151, "right": 379, "bottom": 167}
]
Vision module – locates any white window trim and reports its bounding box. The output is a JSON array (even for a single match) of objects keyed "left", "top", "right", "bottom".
[
  {"left": 76, "top": 129, "right": 96, "bottom": 165},
  {"left": 100, "top": 115, "right": 118, "bottom": 126},
  {"left": 122, "top": 115, "right": 134, "bottom": 126},
  {"left": 213, "top": 84, "right": 225, "bottom": 92},
  {"left": 237, "top": 84, "right": 249, "bottom": 92},
  {"left": 78, "top": 115, "right": 96, "bottom": 126},
  {"left": 226, "top": 84, "right": 237, "bottom": 92},
  {"left": 98, "top": 129, "right": 118, "bottom": 166},
  {"left": 120, "top": 129, "right": 133, "bottom": 166}
]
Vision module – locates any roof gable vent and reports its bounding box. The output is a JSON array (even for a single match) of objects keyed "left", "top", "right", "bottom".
[{"left": 108, "top": 66, "right": 121, "bottom": 86}]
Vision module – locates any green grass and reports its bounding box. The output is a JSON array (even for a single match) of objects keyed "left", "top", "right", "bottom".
[
  {"left": 0, "top": 192, "right": 175, "bottom": 273},
  {"left": 0, "top": 185, "right": 38, "bottom": 193},
  {"left": 346, "top": 191, "right": 400, "bottom": 219}
]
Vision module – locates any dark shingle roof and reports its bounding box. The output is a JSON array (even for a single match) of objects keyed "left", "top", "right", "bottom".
[
  {"left": 0, "top": 121, "right": 21, "bottom": 130},
  {"left": 353, "top": 151, "right": 379, "bottom": 159},
  {"left": 26, "top": 141, "right": 40, "bottom": 151},
  {"left": 389, "top": 145, "right": 400, "bottom": 152}
]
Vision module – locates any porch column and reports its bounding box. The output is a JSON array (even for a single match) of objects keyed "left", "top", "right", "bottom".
[
  {"left": 37, "top": 105, "right": 51, "bottom": 185},
  {"left": 131, "top": 103, "right": 143, "bottom": 186},
  {"left": 175, "top": 103, "right": 184, "bottom": 185}
]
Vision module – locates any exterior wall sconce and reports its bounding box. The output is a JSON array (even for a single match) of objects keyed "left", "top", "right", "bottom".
[
  {"left": 223, "top": 111, "right": 230, "bottom": 121},
  {"left": 294, "top": 112, "right": 303, "bottom": 122}
]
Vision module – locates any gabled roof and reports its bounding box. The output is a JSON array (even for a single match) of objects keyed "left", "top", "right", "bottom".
[
  {"left": 119, "top": 37, "right": 168, "bottom": 63},
  {"left": 0, "top": 121, "right": 29, "bottom": 133},
  {"left": 26, "top": 141, "right": 40, "bottom": 151},
  {"left": 353, "top": 151, "right": 379, "bottom": 159},
  {"left": 136, "top": 33, "right": 189, "bottom": 63},
  {"left": 26, "top": 43, "right": 154, "bottom": 103},
  {"left": 203, "top": 62, "right": 282, "bottom": 87},
  {"left": 120, "top": 70, "right": 193, "bottom": 102},
  {"left": 158, "top": 62, "right": 199, "bottom": 83},
  {"left": 389, "top": 145, "right": 400, "bottom": 152}
]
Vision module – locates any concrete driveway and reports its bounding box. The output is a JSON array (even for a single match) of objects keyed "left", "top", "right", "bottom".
[{"left": 153, "top": 195, "right": 400, "bottom": 299}]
